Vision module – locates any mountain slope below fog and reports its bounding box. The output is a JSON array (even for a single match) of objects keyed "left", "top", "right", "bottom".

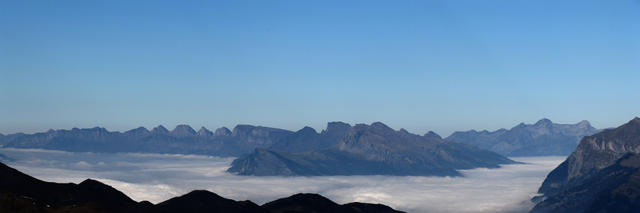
[
  {"left": 0, "top": 162, "right": 404, "bottom": 213},
  {"left": 446, "top": 118, "right": 599, "bottom": 156},
  {"left": 228, "top": 122, "right": 516, "bottom": 176}
]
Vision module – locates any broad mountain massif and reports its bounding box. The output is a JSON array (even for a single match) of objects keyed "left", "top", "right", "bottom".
[
  {"left": 446, "top": 118, "right": 599, "bottom": 156},
  {"left": 0, "top": 161, "right": 404, "bottom": 213},
  {"left": 229, "top": 122, "right": 516, "bottom": 176},
  {"left": 531, "top": 117, "right": 640, "bottom": 213}
]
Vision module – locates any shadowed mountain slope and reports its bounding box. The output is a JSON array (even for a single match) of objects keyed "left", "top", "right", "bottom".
[
  {"left": 531, "top": 153, "right": 640, "bottom": 213},
  {"left": 530, "top": 117, "right": 640, "bottom": 213}
]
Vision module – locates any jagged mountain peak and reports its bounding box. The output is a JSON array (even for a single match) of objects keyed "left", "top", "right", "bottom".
[
  {"left": 197, "top": 127, "right": 213, "bottom": 137},
  {"left": 214, "top": 127, "right": 232, "bottom": 137},
  {"left": 534, "top": 118, "right": 553, "bottom": 127},
  {"left": 576, "top": 120, "right": 591, "bottom": 126},
  {"left": 126, "top": 126, "right": 149, "bottom": 133},
  {"left": 151, "top": 125, "right": 169, "bottom": 134},
  {"left": 371, "top": 121, "right": 392, "bottom": 130},
  {"left": 297, "top": 126, "right": 318, "bottom": 134},
  {"left": 424, "top": 131, "right": 442, "bottom": 140},
  {"left": 170, "top": 125, "right": 196, "bottom": 137}
]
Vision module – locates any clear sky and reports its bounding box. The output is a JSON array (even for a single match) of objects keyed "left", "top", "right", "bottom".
[{"left": 1, "top": 0, "right": 639, "bottom": 136}]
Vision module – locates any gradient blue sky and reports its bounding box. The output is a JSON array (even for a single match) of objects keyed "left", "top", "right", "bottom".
[{"left": 1, "top": 0, "right": 639, "bottom": 136}]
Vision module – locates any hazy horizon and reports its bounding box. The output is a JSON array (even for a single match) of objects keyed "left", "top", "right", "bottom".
[
  {"left": 1, "top": 0, "right": 638, "bottom": 136},
  {"left": 0, "top": 117, "right": 615, "bottom": 138}
]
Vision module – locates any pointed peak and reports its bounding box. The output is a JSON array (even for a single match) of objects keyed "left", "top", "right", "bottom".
[
  {"left": 214, "top": 127, "right": 232, "bottom": 137},
  {"left": 129, "top": 126, "right": 149, "bottom": 131},
  {"left": 623, "top": 117, "right": 640, "bottom": 127},
  {"left": 170, "top": 124, "right": 196, "bottom": 137},
  {"left": 125, "top": 127, "right": 150, "bottom": 135},
  {"left": 576, "top": 120, "right": 591, "bottom": 126},
  {"left": 371, "top": 122, "right": 392, "bottom": 130},
  {"left": 298, "top": 126, "right": 318, "bottom": 134},
  {"left": 151, "top": 125, "right": 169, "bottom": 134},
  {"left": 535, "top": 118, "right": 553, "bottom": 126},
  {"left": 197, "top": 127, "right": 213, "bottom": 137},
  {"left": 424, "top": 131, "right": 442, "bottom": 140}
]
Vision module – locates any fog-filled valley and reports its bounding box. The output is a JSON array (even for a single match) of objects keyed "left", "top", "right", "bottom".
[{"left": 0, "top": 148, "right": 563, "bottom": 213}]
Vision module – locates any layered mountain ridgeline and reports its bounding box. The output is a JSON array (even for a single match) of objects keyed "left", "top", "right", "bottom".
[
  {"left": 445, "top": 118, "right": 599, "bottom": 156},
  {"left": 0, "top": 162, "right": 404, "bottom": 213},
  {"left": 531, "top": 117, "right": 640, "bottom": 213},
  {"left": 228, "top": 122, "right": 516, "bottom": 176},
  {"left": 0, "top": 124, "right": 293, "bottom": 157}
]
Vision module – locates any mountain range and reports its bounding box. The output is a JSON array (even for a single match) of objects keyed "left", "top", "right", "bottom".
[
  {"left": 0, "top": 161, "right": 404, "bottom": 213},
  {"left": 445, "top": 118, "right": 599, "bottom": 156},
  {"left": 0, "top": 125, "right": 294, "bottom": 157},
  {"left": 228, "top": 122, "right": 516, "bottom": 176},
  {"left": 531, "top": 117, "right": 640, "bottom": 213},
  {"left": 0, "top": 119, "right": 599, "bottom": 158}
]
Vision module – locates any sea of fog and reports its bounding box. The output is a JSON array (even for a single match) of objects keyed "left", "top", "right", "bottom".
[{"left": 0, "top": 148, "right": 564, "bottom": 213}]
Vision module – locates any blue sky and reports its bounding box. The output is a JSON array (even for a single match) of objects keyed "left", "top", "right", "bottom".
[{"left": 1, "top": 0, "right": 639, "bottom": 136}]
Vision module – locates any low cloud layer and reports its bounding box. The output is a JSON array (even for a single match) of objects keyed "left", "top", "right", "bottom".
[{"left": 0, "top": 148, "right": 564, "bottom": 213}]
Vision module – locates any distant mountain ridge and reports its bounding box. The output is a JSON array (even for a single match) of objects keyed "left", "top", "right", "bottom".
[
  {"left": 0, "top": 161, "right": 404, "bottom": 213},
  {"left": 0, "top": 124, "right": 295, "bottom": 157},
  {"left": 228, "top": 122, "right": 516, "bottom": 176},
  {"left": 445, "top": 118, "right": 599, "bottom": 156}
]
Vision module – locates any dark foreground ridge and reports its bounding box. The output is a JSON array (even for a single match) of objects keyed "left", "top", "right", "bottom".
[
  {"left": 229, "top": 122, "right": 517, "bottom": 176},
  {"left": 531, "top": 117, "right": 640, "bottom": 213},
  {"left": 0, "top": 161, "right": 404, "bottom": 213}
]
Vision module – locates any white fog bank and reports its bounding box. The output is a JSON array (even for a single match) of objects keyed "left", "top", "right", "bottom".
[{"left": 0, "top": 148, "right": 564, "bottom": 213}]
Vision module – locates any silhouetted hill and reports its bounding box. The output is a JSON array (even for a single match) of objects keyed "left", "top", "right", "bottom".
[
  {"left": 0, "top": 161, "right": 147, "bottom": 212},
  {"left": 263, "top": 193, "right": 404, "bottom": 213},
  {"left": 228, "top": 122, "right": 516, "bottom": 176},
  {"left": 446, "top": 118, "right": 599, "bottom": 156},
  {"left": 0, "top": 162, "right": 404, "bottom": 213},
  {"left": 155, "top": 190, "right": 267, "bottom": 213}
]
